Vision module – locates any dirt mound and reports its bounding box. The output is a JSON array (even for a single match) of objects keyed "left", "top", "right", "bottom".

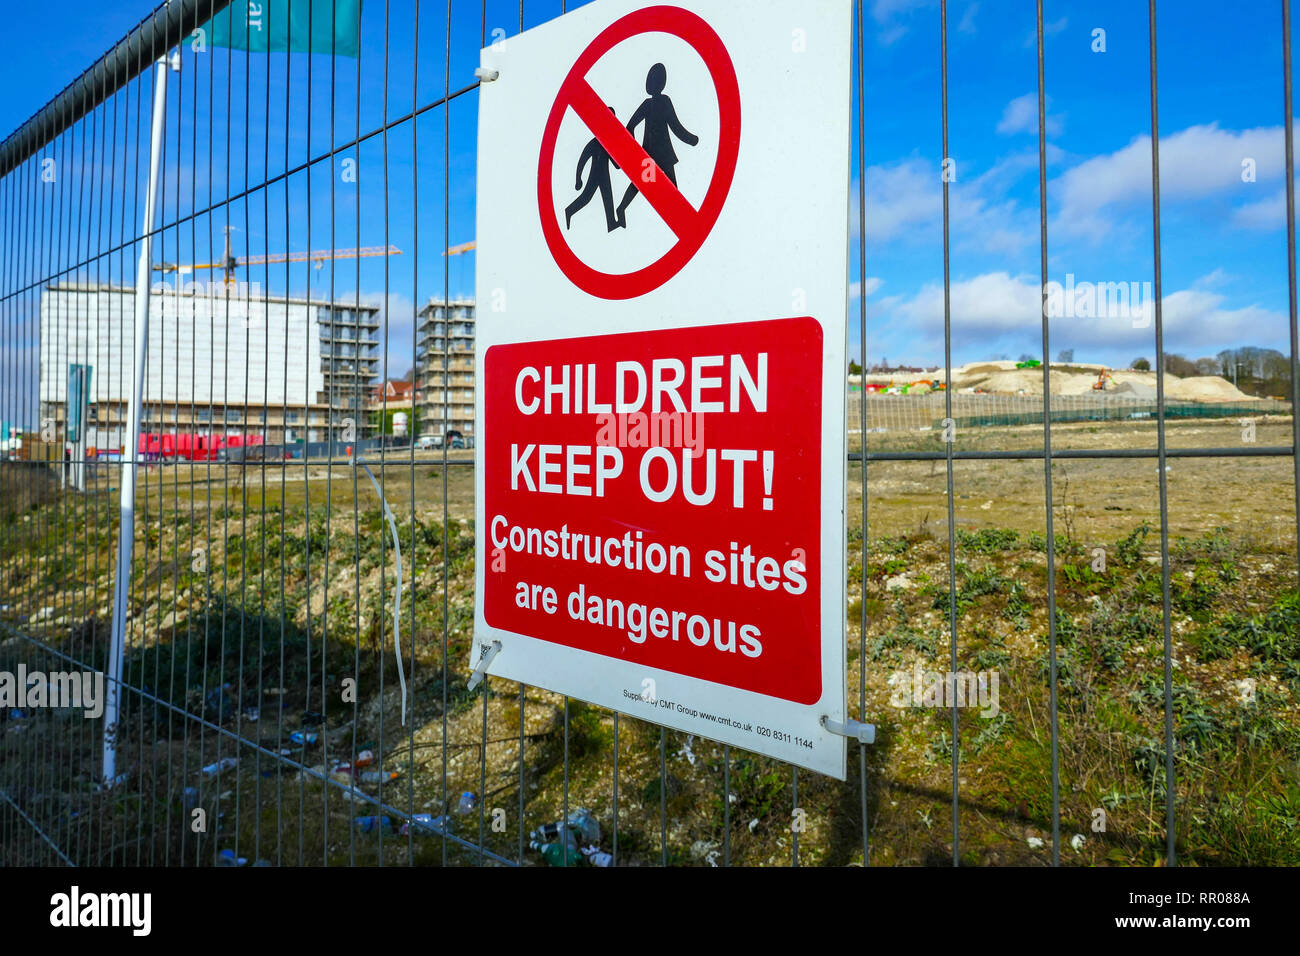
[
  {"left": 1110, "top": 380, "right": 1157, "bottom": 400},
  {"left": 957, "top": 362, "right": 1017, "bottom": 377},
  {"left": 1054, "top": 372, "right": 1113, "bottom": 395},
  {"left": 970, "top": 370, "right": 1044, "bottom": 394},
  {"left": 1165, "top": 375, "right": 1254, "bottom": 402},
  {"left": 943, "top": 363, "right": 1256, "bottom": 402}
]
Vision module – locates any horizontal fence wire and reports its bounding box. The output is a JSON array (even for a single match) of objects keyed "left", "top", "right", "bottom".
[{"left": 0, "top": 0, "right": 1297, "bottom": 869}]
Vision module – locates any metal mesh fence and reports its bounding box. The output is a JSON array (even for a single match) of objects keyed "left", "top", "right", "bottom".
[
  {"left": 1, "top": 0, "right": 1297, "bottom": 868},
  {"left": 850, "top": 393, "right": 1286, "bottom": 435}
]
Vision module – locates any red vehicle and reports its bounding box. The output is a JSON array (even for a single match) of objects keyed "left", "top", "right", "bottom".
[
  {"left": 135, "top": 432, "right": 262, "bottom": 462},
  {"left": 176, "top": 434, "right": 223, "bottom": 461}
]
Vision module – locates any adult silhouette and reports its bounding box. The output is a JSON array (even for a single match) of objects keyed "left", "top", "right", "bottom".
[
  {"left": 615, "top": 63, "right": 698, "bottom": 228},
  {"left": 566, "top": 106, "right": 623, "bottom": 232}
]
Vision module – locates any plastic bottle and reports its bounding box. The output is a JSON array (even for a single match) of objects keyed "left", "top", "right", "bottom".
[
  {"left": 565, "top": 808, "right": 601, "bottom": 845},
  {"left": 355, "top": 815, "right": 393, "bottom": 835},
  {"left": 531, "top": 838, "right": 584, "bottom": 867},
  {"left": 289, "top": 730, "right": 318, "bottom": 746},
  {"left": 530, "top": 808, "right": 601, "bottom": 846},
  {"left": 203, "top": 684, "right": 235, "bottom": 721},
  {"left": 456, "top": 791, "right": 477, "bottom": 814},
  {"left": 581, "top": 844, "right": 614, "bottom": 868},
  {"left": 201, "top": 756, "right": 237, "bottom": 776},
  {"left": 359, "top": 770, "right": 399, "bottom": 784},
  {"left": 529, "top": 821, "right": 562, "bottom": 844}
]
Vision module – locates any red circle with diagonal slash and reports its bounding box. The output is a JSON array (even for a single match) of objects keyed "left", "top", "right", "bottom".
[{"left": 537, "top": 5, "right": 741, "bottom": 300}]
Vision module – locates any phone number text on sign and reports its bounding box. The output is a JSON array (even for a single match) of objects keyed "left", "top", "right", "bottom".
[{"left": 483, "top": 317, "right": 823, "bottom": 704}]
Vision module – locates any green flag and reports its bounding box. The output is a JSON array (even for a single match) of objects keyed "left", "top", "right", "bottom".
[{"left": 206, "top": 0, "right": 362, "bottom": 57}]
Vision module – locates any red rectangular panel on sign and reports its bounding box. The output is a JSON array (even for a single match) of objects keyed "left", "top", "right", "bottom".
[{"left": 483, "top": 316, "right": 823, "bottom": 704}]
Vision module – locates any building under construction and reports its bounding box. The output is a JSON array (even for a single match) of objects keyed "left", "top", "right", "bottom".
[
  {"left": 416, "top": 296, "right": 476, "bottom": 441},
  {"left": 38, "top": 282, "right": 381, "bottom": 449}
]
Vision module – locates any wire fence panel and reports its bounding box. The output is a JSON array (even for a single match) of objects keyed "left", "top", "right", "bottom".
[{"left": 0, "top": 0, "right": 1297, "bottom": 868}]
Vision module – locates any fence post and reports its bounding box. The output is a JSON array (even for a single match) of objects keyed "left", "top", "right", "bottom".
[{"left": 103, "top": 51, "right": 175, "bottom": 787}]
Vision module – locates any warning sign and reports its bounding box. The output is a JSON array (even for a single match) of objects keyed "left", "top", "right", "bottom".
[
  {"left": 475, "top": 0, "right": 852, "bottom": 777},
  {"left": 485, "top": 318, "right": 823, "bottom": 702},
  {"left": 536, "top": 5, "right": 741, "bottom": 299}
]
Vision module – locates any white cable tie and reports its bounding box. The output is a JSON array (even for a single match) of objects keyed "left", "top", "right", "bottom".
[
  {"left": 356, "top": 458, "right": 408, "bottom": 725},
  {"left": 467, "top": 641, "right": 503, "bottom": 692}
]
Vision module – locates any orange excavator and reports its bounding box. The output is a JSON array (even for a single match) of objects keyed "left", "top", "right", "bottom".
[{"left": 1091, "top": 367, "right": 1114, "bottom": 391}]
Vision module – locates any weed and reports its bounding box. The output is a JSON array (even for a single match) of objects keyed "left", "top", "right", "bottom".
[
  {"left": 956, "top": 528, "right": 1020, "bottom": 554},
  {"left": 1116, "top": 523, "right": 1152, "bottom": 568}
]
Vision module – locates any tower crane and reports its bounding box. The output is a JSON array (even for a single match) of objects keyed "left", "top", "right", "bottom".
[{"left": 154, "top": 226, "right": 402, "bottom": 283}]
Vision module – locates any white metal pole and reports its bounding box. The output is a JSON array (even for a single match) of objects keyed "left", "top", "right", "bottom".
[{"left": 103, "top": 52, "right": 175, "bottom": 787}]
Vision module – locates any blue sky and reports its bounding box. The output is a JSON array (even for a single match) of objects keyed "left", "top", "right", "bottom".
[
  {"left": 855, "top": 0, "right": 1296, "bottom": 370},
  {"left": 1, "top": 0, "right": 1296, "bottom": 412}
]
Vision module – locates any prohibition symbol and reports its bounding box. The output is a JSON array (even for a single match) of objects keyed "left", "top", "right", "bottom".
[{"left": 537, "top": 5, "right": 741, "bottom": 300}]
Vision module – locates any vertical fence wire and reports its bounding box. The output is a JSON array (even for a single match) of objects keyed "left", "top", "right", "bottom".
[
  {"left": 1034, "top": 0, "right": 1062, "bottom": 868},
  {"left": 938, "top": 0, "right": 960, "bottom": 866},
  {"left": 441, "top": 0, "right": 452, "bottom": 869},
  {"left": 1283, "top": 0, "right": 1300, "bottom": 634},
  {"left": 1146, "top": 0, "right": 1178, "bottom": 866},
  {"left": 855, "top": 0, "right": 870, "bottom": 869},
  {"left": 411, "top": 0, "right": 424, "bottom": 872}
]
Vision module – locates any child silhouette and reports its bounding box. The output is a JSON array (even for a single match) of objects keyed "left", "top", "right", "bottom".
[
  {"left": 615, "top": 63, "right": 698, "bottom": 228},
  {"left": 566, "top": 106, "right": 622, "bottom": 232}
]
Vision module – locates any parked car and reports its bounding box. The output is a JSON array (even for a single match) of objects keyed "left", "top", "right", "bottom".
[
  {"left": 417, "top": 435, "right": 444, "bottom": 450},
  {"left": 450, "top": 437, "right": 466, "bottom": 450}
]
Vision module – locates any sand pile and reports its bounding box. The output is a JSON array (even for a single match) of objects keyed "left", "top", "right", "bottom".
[
  {"left": 1164, "top": 375, "right": 1253, "bottom": 402},
  {"left": 1110, "top": 380, "right": 1157, "bottom": 400},
  {"left": 1055, "top": 372, "right": 1114, "bottom": 396},
  {"left": 937, "top": 362, "right": 1256, "bottom": 402},
  {"left": 858, "top": 363, "right": 1258, "bottom": 403}
]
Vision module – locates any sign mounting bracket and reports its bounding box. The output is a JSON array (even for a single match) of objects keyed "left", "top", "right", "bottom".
[{"left": 822, "top": 716, "right": 876, "bottom": 745}]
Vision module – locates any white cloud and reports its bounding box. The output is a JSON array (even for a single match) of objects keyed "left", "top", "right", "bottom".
[
  {"left": 856, "top": 160, "right": 939, "bottom": 242},
  {"left": 876, "top": 270, "right": 1288, "bottom": 359},
  {"left": 871, "top": 0, "right": 932, "bottom": 22},
  {"left": 1024, "top": 16, "right": 1068, "bottom": 48},
  {"left": 851, "top": 277, "right": 885, "bottom": 299},
  {"left": 957, "top": 2, "right": 978, "bottom": 35},
  {"left": 870, "top": 0, "right": 933, "bottom": 45},
  {"left": 893, "top": 271, "right": 1040, "bottom": 339},
  {"left": 1232, "top": 187, "right": 1287, "bottom": 230},
  {"left": 878, "top": 25, "right": 907, "bottom": 46},
  {"left": 1054, "top": 123, "right": 1285, "bottom": 240},
  {"left": 1192, "top": 268, "right": 1231, "bottom": 289},
  {"left": 358, "top": 290, "right": 418, "bottom": 377},
  {"left": 996, "top": 92, "right": 1063, "bottom": 137},
  {"left": 1156, "top": 287, "right": 1283, "bottom": 351},
  {"left": 855, "top": 156, "right": 1040, "bottom": 255}
]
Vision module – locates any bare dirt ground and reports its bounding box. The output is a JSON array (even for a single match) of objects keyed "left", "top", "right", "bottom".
[{"left": 853, "top": 417, "right": 1297, "bottom": 548}]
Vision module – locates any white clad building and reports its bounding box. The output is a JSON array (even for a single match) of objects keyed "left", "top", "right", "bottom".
[{"left": 38, "top": 283, "right": 380, "bottom": 447}]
